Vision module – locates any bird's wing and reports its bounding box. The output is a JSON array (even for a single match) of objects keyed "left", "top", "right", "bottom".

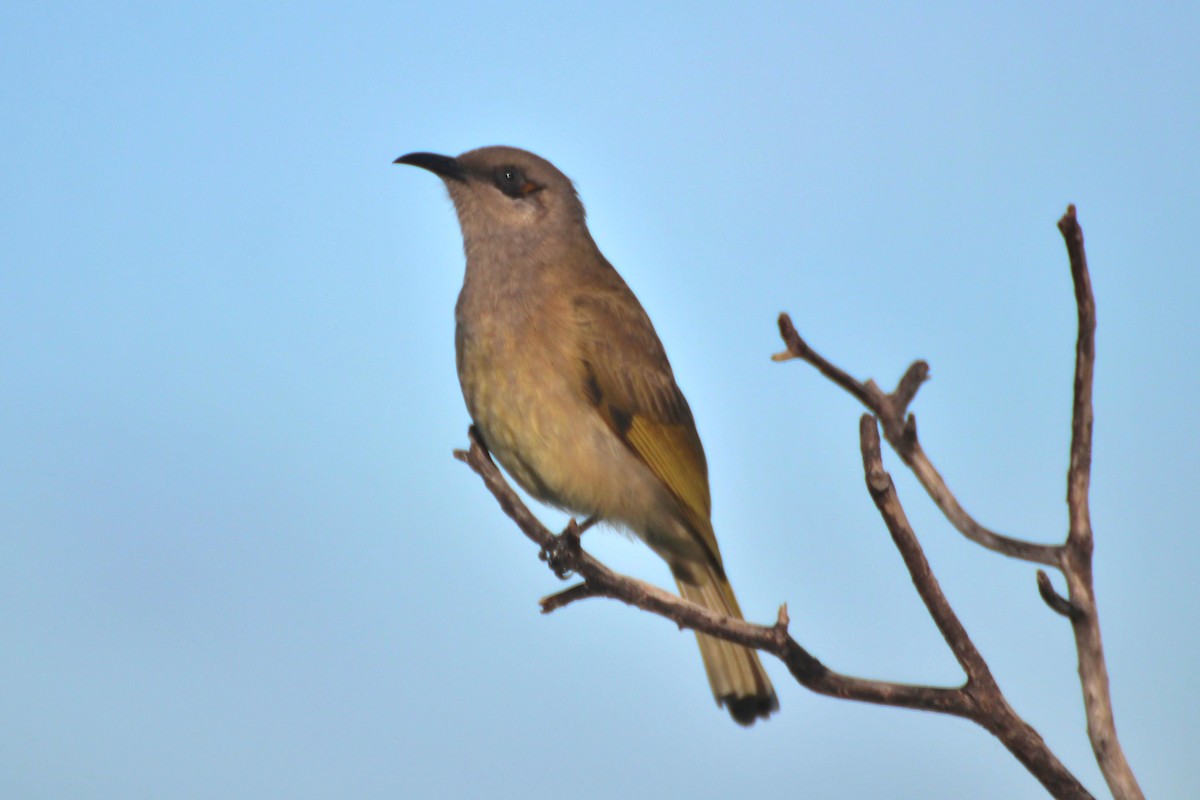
[{"left": 572, "top": 278, "right": 723, "bottom": 573}]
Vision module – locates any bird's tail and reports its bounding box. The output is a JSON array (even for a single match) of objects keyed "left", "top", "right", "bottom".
[{"left": 675, "top": 563, "right": 778, "bottom": 725}]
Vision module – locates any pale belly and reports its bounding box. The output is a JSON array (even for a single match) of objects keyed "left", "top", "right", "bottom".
[{"left": 455, "top": 317, "right": 676, "bottom": 540}]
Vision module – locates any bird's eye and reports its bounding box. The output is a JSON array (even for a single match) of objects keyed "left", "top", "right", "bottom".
[
  {"left": 495, "top": 166, "right": 523, "bottom": 195},
  {"left": 494, "top": 166, "right": 539, "bottom": 198}
]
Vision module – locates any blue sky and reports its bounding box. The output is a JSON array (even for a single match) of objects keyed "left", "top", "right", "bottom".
[{"left": 2, "top": 3, "right": 1197, "bottom": 798}]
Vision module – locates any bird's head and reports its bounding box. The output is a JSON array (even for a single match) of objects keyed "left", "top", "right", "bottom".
[{"left": 395, "top": 146, "right": 586, "bottom": 242}]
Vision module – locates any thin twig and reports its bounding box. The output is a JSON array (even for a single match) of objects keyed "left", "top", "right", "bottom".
[
  {"left": 1056, "top": 206, "right": 1143, "bottom": 800},
  {"left": 539, "top": 582, "right": 598, "bottom": 613},
  {"left": 1062, "top": 203, "right": 1096, "bottom": 561},
  {"left": 775, "top": 314, "right": 1062, "bottom": 566},
  {"left": 858, "top": 415, "right": 994, "bottom": 684}
]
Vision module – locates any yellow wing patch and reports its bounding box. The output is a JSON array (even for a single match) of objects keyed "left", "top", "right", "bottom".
[{"left": 623, "top": 415, "right": 723, "bottom": 571}]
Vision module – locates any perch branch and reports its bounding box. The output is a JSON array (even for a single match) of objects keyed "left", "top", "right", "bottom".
[{"left": 455, "top": 424, "right": 1091, "bottom": 799}]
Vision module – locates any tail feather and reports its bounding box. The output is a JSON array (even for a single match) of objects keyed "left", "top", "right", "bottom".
[{"left": 676, "top": 564, "right": 778, "bottom": 726}]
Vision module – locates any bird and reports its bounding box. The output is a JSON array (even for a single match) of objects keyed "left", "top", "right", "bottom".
[{"left": 394, "top": 145, "right": 778, "bottom": 725}]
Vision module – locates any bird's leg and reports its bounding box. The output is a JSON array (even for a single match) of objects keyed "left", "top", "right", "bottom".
[{"left": 541, "top": 516, "right": 597, "bottom": 579}]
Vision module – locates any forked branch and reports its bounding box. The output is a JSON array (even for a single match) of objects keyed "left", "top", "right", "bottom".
[
  {"left": 772, "top": 205, "right": 1141, "bottom": 799},
  {"left": 773, "top": 315, "right": 1061, "bottom": 566}
]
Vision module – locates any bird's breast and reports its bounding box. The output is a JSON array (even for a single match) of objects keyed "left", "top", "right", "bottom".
[{"left": 454, "top": 276, "right": 586, "bottom": 502}]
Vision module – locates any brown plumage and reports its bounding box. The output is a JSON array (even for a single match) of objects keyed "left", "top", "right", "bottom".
[{"left": 396, "top": 145, "right": 778, "bottom": 725}]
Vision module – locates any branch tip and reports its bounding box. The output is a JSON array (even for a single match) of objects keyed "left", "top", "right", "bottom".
[
  {"left": 892, "top": 360, "right": 930, "bottom": 411},
  {"left": 776, "top": 312, "right": 811, "bottom": 359},
  {"left": 1036, "top": 570, "right": 1079, "bottom": 619},
  {"left": 1057, "top": 203, "right": 1078, "bottom": 234}
]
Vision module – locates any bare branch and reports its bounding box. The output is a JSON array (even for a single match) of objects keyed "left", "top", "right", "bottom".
[
  {"left": 770, "top": 207, "right": 1141, "bottom": 797},
  {"left": 775, "top": 314, "right": 1062, "bottom": 566},
  {"left": 456, "top": 434, "right": 963, "bottom": 708},
  {"left": 858, "top": 415, "right": 993, "bottom": 684},
  {"left": 1061, "top": 203, "right": 1096, "bottom": 557},
  {"left": 858, "top": 416, "right": 1093, "bottom": 798},
  {"left": 1056, "top": 206, "right": 1144, "bottom": 800},
  {"left": 456, "top": 428, "right": 1092, "bottom": 799},
  {"left": 773, "top": 315, "right": 893, "bottom": 410},
  {"left": 454, "top": 427, "right": 556, "bottom": 551}
]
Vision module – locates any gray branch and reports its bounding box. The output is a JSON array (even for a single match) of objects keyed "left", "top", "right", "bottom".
[
  {"left": 772, "top": 205, "right": 1142, "bottom": 799},
  {"left": 455, "top": 416, "right": 1090, "bottom": 799}
]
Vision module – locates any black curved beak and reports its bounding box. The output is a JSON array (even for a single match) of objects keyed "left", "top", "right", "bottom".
[{"left": 393, "top": 152, "right": 466, "bottom": 182}]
